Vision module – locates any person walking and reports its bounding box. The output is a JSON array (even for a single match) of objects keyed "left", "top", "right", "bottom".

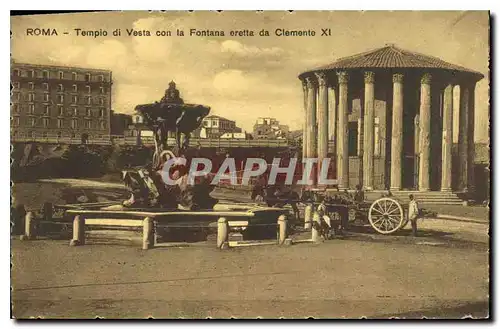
[{"left": 408, "top": 194, "right": 420, "bottom": 237}]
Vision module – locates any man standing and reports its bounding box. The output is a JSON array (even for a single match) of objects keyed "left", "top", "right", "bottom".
[
  {"left": 318, "top": 197, "right": 338, "bottom": 239},
  {"left": 408, "top": 194, "right": 420, "bottom": 237}
]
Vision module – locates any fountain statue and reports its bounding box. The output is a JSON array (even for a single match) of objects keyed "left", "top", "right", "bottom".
[{"left": 121, "top": 81, "right": 216, "bottom": 210}]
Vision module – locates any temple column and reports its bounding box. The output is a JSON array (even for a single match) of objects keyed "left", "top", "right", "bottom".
[
  {"left": 302, "top": 80, "right": 308, "bottom": 157},
  {"left": 390, "top": 73, "right": 404, "bottom": 191},
  {"left": 328, "top": 86, "right": 337, "bottom": 154},
  {"left": 316, "top": 72, "right": 329, "bottom": 167},
  {"left": 414, "top": 114, "right": 420, "bottom": 189},
  {"left": 418, "top": 73, "right": 432, "bottom": 191},
  {"left": 337, "top": 71, "right": 349, "bottom": 189},
  {"left": 467, "top": 83, "right": 476, "bottom": 194},
  {"left": 305, "top": 77, "right": 317, "bottom": 159},
  {"left": 440, "top": 83, "right": 453, "bottom": 191},
  {"left": 457, "top": 83, "right": 469, "bottom": 191},
  {"left": 363, "top": 71, "right": 375, "bottom": 190}
]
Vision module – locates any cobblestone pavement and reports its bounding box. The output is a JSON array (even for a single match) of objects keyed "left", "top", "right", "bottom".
[
  {"left": 11, "top": 180, "right": 490, "bottom": 319},
  {"left": 12, "top": 221, "right": 489, "bottom": 319}
]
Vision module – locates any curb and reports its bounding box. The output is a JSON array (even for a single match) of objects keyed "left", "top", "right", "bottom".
[{"left": 434, "top": 214, "right": 489, "bottom": 225}]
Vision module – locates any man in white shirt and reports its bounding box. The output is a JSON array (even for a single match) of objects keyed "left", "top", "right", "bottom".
[
  {"left": 317, "top": 198, "right": 333, "bottom": 239},
  {"left": 408, "top": 194, "right": 419, "bottom": 237}
]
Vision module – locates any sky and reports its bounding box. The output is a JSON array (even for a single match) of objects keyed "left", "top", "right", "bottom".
[{"left": 10, "top": 11, "right": 489, "bottom": 142}]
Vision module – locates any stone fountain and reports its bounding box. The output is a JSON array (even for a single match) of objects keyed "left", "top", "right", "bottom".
[{"left": 121, "top": 81, "right": 216, "bottom": 210}]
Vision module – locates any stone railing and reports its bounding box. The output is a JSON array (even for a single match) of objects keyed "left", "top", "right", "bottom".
[{"left": 11, "top": 135, "right": 292, "bottom": 148}]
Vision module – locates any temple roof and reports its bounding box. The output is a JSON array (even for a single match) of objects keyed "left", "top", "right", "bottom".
[{"left": 299, "top": 45, "right": 484, "bottom": 80}]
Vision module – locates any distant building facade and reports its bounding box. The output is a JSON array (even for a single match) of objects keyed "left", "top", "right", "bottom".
[
  {"left": 220, "top": 132, "right": 250, "bottom": 139},
  {"left": 253, "top": 117, "right": 290, "bottom": 139},
  {"left": 198, "top": 115, "right": 242, "bottom": 138},
  {"left": 10, "top": 61, "right": 112, "bottom": 140}
]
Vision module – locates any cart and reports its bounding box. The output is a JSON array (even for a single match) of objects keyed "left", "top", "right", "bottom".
[{"left": 302, "top": 191, "right": 409, "bottom": 235}]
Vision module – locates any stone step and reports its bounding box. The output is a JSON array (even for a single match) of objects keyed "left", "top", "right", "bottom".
[
  {"left": 391, "top": 196, "right": 462, "bottom": 200},
  {"left": 364, "top": 191, "right": 464, "bottom": 205},
  {"left": 366, "top": 192, "right": 460, "bottom": 196},
  {"left": 385, "top": 192, "right": 460, "bottom": 196}
]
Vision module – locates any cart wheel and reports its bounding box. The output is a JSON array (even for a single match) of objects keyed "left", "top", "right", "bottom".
[{"left": 368, "top": 197, "right": 405, "bottom": 234}]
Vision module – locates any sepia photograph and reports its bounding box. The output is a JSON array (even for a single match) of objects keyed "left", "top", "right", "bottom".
[{"left": 9, "top": 10, "right": 490, "bottom": 319}]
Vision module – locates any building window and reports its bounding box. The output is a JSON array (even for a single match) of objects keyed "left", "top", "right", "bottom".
[
  {"left": 12, "top": 130, "right": 17, "bottom": 137},
  {"left": 43, "top": 93, "right": 49, "bottom": 102},
  {"left": 28, "top": 93, "right": 35, "bottom": 102},
  {"left": 58, "top": 84, "right": 64, "bottom": 92},
  {"left": 57, "top": 119, "right": 64, "bottom": 128},
  {"left": 29, "top": 131, "right": 35, "bottom": 138},
  {"left": 28, "top": 70, "right": 35, "bottom": 78},
  {"left": 99, "top": 97, "right": 105, "bottom": 106},
  {"left": 85, "top": 120, "right": 91, "bottom": 129},
  {"left": 134, "top": 115, "right": 143, "bottom": 123},
  {"left": 86, "top": 108, "right": 92, "bottom": 117},
  {"left": 13, "top": 69, "right": 20, "bottom": 77},
  {"left": 42, "top": 132, "right": 48, "bottom": 138},
  {"left": 72, "top": 95, "right": 78, "bottom": 104},
  {"left": 72, "top": 72, "right": 77, "bottom": 80},
  {"left": 57, "top": 131, "right": 62, "bottom": 138},
  {"left": 12, "top": 82, "right": 20, "bottom": 89},
  {"left": 12, "top": 92, "right": 19, "bottom": 101},
  {"left": 44, "top": 105, "right": 50, "bottom": 115},
  {"left": 12, "top": 116, "right": 19, "bottom": 126},
  {"left": 28, "top": 104, "right": 35, "bottom": 114},
  {"left": 58, "top": 106, "right": 64, "bottom": 116},
  {"left": 59, "top": 71, "right": 64, "bottom": 79},
  {"left": 28, "top": 82, "right": 34, "bottom": 90},
  {"left": 42, "top": 118, "right": 49, "bottom": 128},
  {"left": 30, "top": 117, "right": 36, "bottom": 127},
  {"left": 57, "top": 95, "right": 64, "bottom": 104},
  {"left": 99, "top": 109, "right": 104, "bottom": 117},
  {"left": 98, "top": 74, "right": 104, "bottom": 82},
  {"left": 86, "top": 96, "right": 92, "bottom": 105},
  {"left": 42, "top": 82, "right": 49, "bottom": 91},
  {"left": 100, "top": 121, "right": 106, "bottom": 129},
  {"left": 85, "top": 73, "right": 91, "bottom": 82},
  {"left": 12, "top": 104, "right": 19, "bottom": 113},
  {"left": 72, "top": 107, "right": 78, "bottom": 116},
  {"left": 99, "top": 87, "right": 104, "bottom": 94},
  {"left": 71, "top": 119, "right": 78, "bottom": 129},
  {"left": 42, "top": 70, "right": 49, "bottom": 79},
  {"left": 86, "top": 85, "right": 91, "bottom": 93},
  {"left": 72, "top": 84, "right": 78, "bottom": 92}
]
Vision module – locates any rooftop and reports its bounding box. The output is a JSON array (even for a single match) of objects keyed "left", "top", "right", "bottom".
[
  {"left": 11, "top": 60, "right": 112, "bottom": 73},
  {"left": 204, "top": 115, "right": 234, "bottom": 122},
  {"left": 299, "top": 44, "right": 484, "bottom": 80}
]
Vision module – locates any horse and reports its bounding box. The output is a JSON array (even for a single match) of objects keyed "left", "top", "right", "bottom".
[{"left": 251, "top": 183, "right": 302, "bottom": 223}]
